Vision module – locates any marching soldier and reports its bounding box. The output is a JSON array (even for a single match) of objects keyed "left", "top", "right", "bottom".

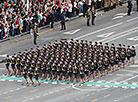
[
  {"left": 126, "top": 49, "right": 131, "bottom": 66},
  {"left": 0, "top": 55, "right": 11, "bottom": 76},
  {"left": 15, "top": 57, "right": 21, "bottom": 77},
  {"left": 34, "top": 68, "right": 40, "bottom": 87},
  {"left": 131, "top": 46, "right": 136, "bottom": 64},
  {"left": 10, "top": 55, "right": 16, "bottom": 76},
  {"left": 28, "top": 67, "right": 34, "bottom": 86},
  {"left": 22, "top": 66, "right": 29, "bottom": 86}
]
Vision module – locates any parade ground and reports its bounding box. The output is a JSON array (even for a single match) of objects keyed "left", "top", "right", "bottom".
[{"left": 0, "top": 6, "right": 138, "bottom": 102}]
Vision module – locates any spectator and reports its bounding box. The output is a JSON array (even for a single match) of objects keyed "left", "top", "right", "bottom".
[{"left": 0, "top": 0, "right": 86, "bottom": 40}]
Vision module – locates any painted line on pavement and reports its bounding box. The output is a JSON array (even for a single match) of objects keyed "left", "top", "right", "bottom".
[
  {"left": 29, "top": 89, "right": 38, "bottom": 93},
  {"left": 114, "top": 91, "right": 138, "bottom": 102},
  {"left": 127, "top": 16, "right": 138, "bottom": 22},
  {"left": 4, "top": 96, "right": 13, "bottom": 100},
  {"left": 0, "top": 86, "right": 26, "bottom": 96},
  {"left": 104, "top": 94, "right": 110, "bottom": 98},
  {"left": 98, "top": 27, "right": 138, "bottom": 42},
  {"left": 122, "top": 74, "right": 138, "bottom": 82},
  {"left": 134, "top": 43, "right": 138, "bottom": 47},
  {"left": 74, "top": 22, "right": 123, "bottom": 40},
  {"left": 103, "top": 29, "right": 138, "bottom": 43},
  {"left": 92, "top": 98, "right": 98, "bottom": 102}
]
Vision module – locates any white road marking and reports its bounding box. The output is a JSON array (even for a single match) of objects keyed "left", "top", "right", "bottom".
[
  {"left": 0, "top": 79, "right": 6, "bottom": 81},
  {"left": 81, "top": 96, "right": 84, "bottom": 99},
  {"left": 75, "top": 98, "right": 79, "bottom": 101},
  {"left": 54, "top": 90, "right": 59, "bottom": 92},
  {"left": 122, "top": 86, "right": 128, "bottom": 89},
  {"left": 0, "top": 54, "right": 7, "bottom": 57},
  {"left": 103, "top": 29, "right": 138, "bottom": 43},
  {"left": 97, "top": 32, "right": 115, "bottom": 38},
  {"left": 52, "top": 82, "right": 57, "bottom": 84},
  {"left": 0, "top": 68, "right": 5, "bottom": 70},
  {"left": 115, "top": 13, "right": 127, "bottom": 16},
  {"left": 17, "top": 80, "right": 22, "bottom": 82},
  {"left": 49, "top": 91, "right": 54, "bottom": 94},
  {"left": 100, "top": 27, "right": 138, "bottom": 43},
  {"left": 16, "top": 88, "right": 20, "bottom": 90},
  {"left": 87, "top": 85, "right": 92, "bottom": 86},
  {"left": 99, "top": 26, "right": 138, "bottom": 42},
  {"left": 112, "top": 16, "right": 124, "bottom": 20},
  {"left": 9, "top": 90, "right": 14, "bottom": 92},
  {"left": 3, "top": 92, "right": 8, "bottom": 94},
  {"left": 123, "top": 74, "right": 138, "bottom": 82},
  {"left": 43, "top": 82, "right": 48, "bottom": 84},
  {"left": 114, "top": 91, "right": 138, "bottom": 102},
  {"left": 22, "top": 100, "right": 27, "bottom": 102},
  {"left": 43, "top": 93, "right": 48, "bottom": 96},
  {"left": 134, "top": 43, "right": 138, "bottom": 47},
  {"left": 127, "top": 36, "right": 138, "bottom": 41},
  {"left": 36, "top": 96, "right": 40, "bottom": 98},
  {"left": 64, "top": 28, "right": 81, "bottom": 35},
  {"left": 86, "top": 94, "right": 90, "bottom": 97},
  {"left": 131, "top": 87, "right": 136, "bottom": 89},
  {"left": 29, "top": 98, "right": 34, "bottom": 100},
  {"left": 9, "top": 80, "right": 14, "bottom": 82},
  {"left": 72, "top": 85, "right": 109, "bottom": 91},
  {"left": 116, "top": 74, "right": 124, "bottom": 76},
  {"left": 74, "top": 22, "right": 123, "bottom": 40},
  {"left": 127, "top": 16, "right": 138, "bottom": 22}
]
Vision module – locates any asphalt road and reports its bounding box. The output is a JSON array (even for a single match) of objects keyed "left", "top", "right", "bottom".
[{"left": 0, "top": 5, "right": 138, "bottom": 102}]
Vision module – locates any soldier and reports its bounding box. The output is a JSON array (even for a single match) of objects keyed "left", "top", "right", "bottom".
[
  {"left": 79, "top": 66, "right": 84, "bottom": 86},
  {"left": 10, "top": 55, "right": 16, "bottom": 76},
  {"left": 103, "top": 58, "right": 109, "bottom": 75},
  {"left": 33, "top": 24, "right": 39, "bottom": 45},
  {"left": 20, "top": 58, "right": 25, "bottom": 77},
  {"left": 136, "top": 0, "right": 138, "bottom": 11},
  {"left": 114, "top": 54, "right": 120, "bottom": 71},
  {"left": 0, "top": 55, "right": 11, "bottom": 76},
  {"left": 34, "top": 68, "right": 40, "bottom": 87},
  {"left": 28, "top": 67, "right": 34, "bottom": 86},
  {"left": 120, "top": 50, "right": 126, "bottom": 68},
  {"left": 60, "top": 12, "right": 66, "bottom": 30},
  {"left": 110, "top": 56, "right": 115, "bottom": 72},
  {"left": 87, "top": 8, "right": 91, "bottom": 26},
  {"left": 127, "top": 0, "right": 133, "bottom": 15},
  {"left": 62, "top": 63, "right": 67, "bottom": 83},
  {"left": 22, "top": 66, "right": 29, "bottom": 86},
  {"left": 98, "top": 60, "right": 103, "bottom": 78},
  {"left": 131, "top": 46, "right": 136, "bottom": 64},
  {"left": 91, "top": 6, "right": 96, "bottom": 25},
  {"left": 126, "top": 49, "right": 131, "bottom": 66},
  {"left": 15, "top": 57, "right": 21, "bottom": 77},
  {"left": 67, "top": 64, "right": 73, "bottom": 84},
  {"left": 73, "top": 65, "right": 78, "bottom": 84}
]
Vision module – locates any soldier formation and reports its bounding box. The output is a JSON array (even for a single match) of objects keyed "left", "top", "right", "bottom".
[{"left": 0, "top": 39, "right": 136, "bottom": 86}]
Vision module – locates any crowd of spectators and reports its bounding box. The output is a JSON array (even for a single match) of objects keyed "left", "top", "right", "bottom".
[{"left": 0, "top": 0, "right": 89, "bottom": 40}]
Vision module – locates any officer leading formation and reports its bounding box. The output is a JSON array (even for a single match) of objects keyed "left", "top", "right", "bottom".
[{"left": 0, "top": 40, "right": 136, "bottom": 86}]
